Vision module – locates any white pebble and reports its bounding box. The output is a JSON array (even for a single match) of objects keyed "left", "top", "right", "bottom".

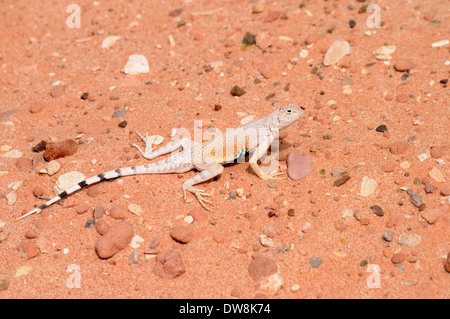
[
  {"left": 124, "top": 54, "right": 149, "bottom": 74},
  {"left": 431, "top": 39, "right": 449, "bottom": 47}
]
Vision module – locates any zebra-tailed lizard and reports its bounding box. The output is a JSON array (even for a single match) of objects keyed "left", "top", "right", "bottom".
[{"left": 18, "top": 104, "right": 305, "bottom": 220}]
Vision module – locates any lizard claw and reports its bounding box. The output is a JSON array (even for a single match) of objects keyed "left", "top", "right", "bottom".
[{"left": 260, "top": 171, "right": 286, "bottom": 180}]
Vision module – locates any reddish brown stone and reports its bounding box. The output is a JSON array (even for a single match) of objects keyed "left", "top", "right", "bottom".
[{"left": 43, "top": 139, "right": 78, "bottom": 161}]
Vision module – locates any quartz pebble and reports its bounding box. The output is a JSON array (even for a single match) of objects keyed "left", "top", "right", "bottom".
[
  {"left": 323, "top": 40, "right": 352, "bottom": 66},
  {"left": 286, "top": 152, "right": 311, "bottom": 181},
  {"left": 360, "top": 176, "right": 377, "bottom": 197},
  {"left": 124, "top": 55, "right": 149, "bottom": 74},
  {"left": 428, "top": 167, "right": 446, "bottom": 183},
  {"left": 53, "top": 171, "right": 86, "bottom": 194}
]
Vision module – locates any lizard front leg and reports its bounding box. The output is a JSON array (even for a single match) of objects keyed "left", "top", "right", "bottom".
[
  {"left": 182, "top": 163, "right": 224, "bottom": 211},
  {"left": 249, "top": 137, "right": 285, "bottom": 180}
]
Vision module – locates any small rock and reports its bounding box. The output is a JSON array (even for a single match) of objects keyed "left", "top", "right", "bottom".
[
  {"left": 252, "top": 3, "right": 265, "bottom": 14},
  {"left": 386, "top": 215, "right": 400, "bottom": 228},
  {"left": 394, "top": 59, "right": 414, "bottom": 72},
  {"left": 45, "top": 160, "right": 61, "bottom": 176},
  {"left": 32, "top": 185, "right": 45, "bottom": 197},
  {"left": 248, "top": 256, "right": 278, "bottom": 281},
  {"left": 333, "top": 174, "right": 351, "bottom": 187},
  {"left": 95, "top": 219, "right": 110, "bottom": 235},
  {"left": 1, "top": 149, "right": 23, "bottom": 159},
  {"left": 153, "top": 251, "right": 186, "bottom": 279},
  {"left": 370, "top": 205, "right": 384, "bottom": 216},
  {"left": 267, "top": 182, "right": 277, "bottom": 189},
  {"left": 395, "top": 94, "right": 409, "bottom": 103},
  {"left": 101, "top": 35, "right": 121, "bottom": 49},
  {"left": 124, "top": 55, "right": 149, "bottom": 74},
  {"left": 19, "top": 241, "right": 40, "bottom": 260},
  {"left": 286, "top": 152, "right": 311, "bottom": 181},
  {"left": 50, "top": 85, "right": 66, "bottom": 98},
  {"left": 382, "top": 163, "right": 396, "bottom": 172},
  {"left": 29, "top": 102, "right": 45, "bottom": 113},
  {"left": 360, "top": 176, "right": 377, "bottom": 197},
  {"left": 259, "top": 234, "right": 275, "bottom": 247},
  {"left": 383, "top": 231, "right": 393, "bottom": 242},
  {"left": 53, "top": 171, "right": 86, "bottom": 194},
  {"left": 110, "top": 205, "right": 128, "bottom": 220},
  {"left": 87, "top": 186, "right": 101, "bottom": 198},
  {"left": 128, "top": 250, "right": 140, "bottom": 265},
  {"left": 305, "top": 34, "right": 321, "bottom": 45},
  {"left": 407, "top": 189, "right": 422, "bottom": 207},
  {"left": 421, "top": 209, "right": 442, "bottom": 224},
  {"left": 264, "top": 10, "right": 281, "bottom": 23},
  {"left": 93, "top": 206, "right": 105, "bottom": 219},
  {"left": 242, "top": 32, "right": 256, "bottom": 46},
  {"left": 398, "top": 233, "right": 421, "bottom": 247},
  {"left": 127, "top": 203, "right": 143, "bottom": 215},
  {"left": 230, "top": 85, "right": 246, "bottom": 97},
  {"left": 95, "top": 221, "right": 133, "bottom": 259},
  {"left": 391, "top": 253, "right": 405, "bottom": 264},
  {"left": 428, "top": 167, "right": 446, "bottom": 183},
  {"left": 389, "top": 142, "right": 409, "bottom": 155},
  {"left": 6, "top": 192, "right": 17, "bottom": 206},
  {"left": 430, "top": 146, "right": 444, "bottom": 158},
  {"left": 309, "top": 257, "right": 322, "bottom": 268},
  {"left": 375, "top": 125, "right": 388, "bottom": 132},
  {"left": 32, "top": 140, "right": 47, "bottom": 152},
  {"left": 43, "top": 139, "right": 78, "bottom": 161},
  {"left": 170, "top": 225, "right": 193, "bottom": 244},
  {"left": 334, "top": 220, "right": 347, "bottom": 232},
  {"left": 76, "top": 205, "right": 89, "bottom": 214},
  {"left": 424, "top": 184, "right": 438, "bottom": 194},
  {"left": 323, "top": 40, "right": 352, "bottom": 66},
  {"left": 0, "top": 277, "right": 8, "bottom": 291},
  {"left": 112, "top": 110, "right": 127, "bottom": 118},
  {"left": 331, "top": 166, "right": 349, "bottom": 177},
  {"left": 440, "top": 188, "right": 450, "bottom": 196}
]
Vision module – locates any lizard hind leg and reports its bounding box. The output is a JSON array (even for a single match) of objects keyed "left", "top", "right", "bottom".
[{"left": 182, "top": 162, "right": 224, "bottom": 211}]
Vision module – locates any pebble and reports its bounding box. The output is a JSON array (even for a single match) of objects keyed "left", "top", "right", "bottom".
[
  {"left": 286, "top": 152, "right": 311, "bottom": 181},
  {"left": 19, "top": 241, "right": 40, "bottom": 260},
  {"left": 128, "top": 250, "right": 140, "bottom": 265},
  {"left": 333, "top": 174, "right": 351, "bottom": 187},
  {"left": 45, "top": 160, "right": 61, "bottom": 176},
  {"left": 76, "top": 205, "right": 89, "bottom": 214},
  {"left": 84, "top": 220, "right": 95, "bottom": 228},
  {"left": 421, "top": 209, "right": 442, "bottom": 224},
  {"left": 101, "top": 35, "right": 121, "bottom": 49},
  {"left": 389, "top": 142, "right": 409, "bottom": 155},
  {"left": 370, "top": 205, "right": 384, "bottom": 216},
  {"left": 153, "top": 251, "right": 186, "bottom": 279},
  {"left": 407, "top": 189, "right": 422, "bottom": 207},
  {"left": 87, "top": 186, "right": 101, "bottom": 197},
  {"left": 0, "top": 277, "right": 8, "bottom": 291},
  {"left": 93, "top": 206, "right": 105, "bottom": 219},
  {"left": 398, "top": 233, "right": 421, "bottom": 247},
  {"left": 382, "top": 163, "right": 396, "bottom": 172},
  {"left": 267, "top": 182, "right": 277, "bottom": 189},
  {"left": 124, "top": 54, "right": 149, "bottom": 74},
  {"left": 323, "top": 40, "right": 352, "bottom": 66},
  {"left": 252, "top": 3, "right": 264, "bottom": 14},
  {"left": 430, "top": 146, "right": 444, "bottom": 158},
  {"left": 360, "top": 176, "right": 377, "bottom": 197},
  {"left": 112, "top": 110, "right": 127, "bottom": 118},
  {"left": 248, "top": 256, "right": 278, "bottom": 281},
  {"left": 264, "top": 10, "right": 281, "bottom": 23},
  {"left": 95, "top": 219, "right": 110, "bottom": 235},
  {"left": 53, "top": 171, "right": 86, "bottom": 194},
  {"left": 395, "top": 94, "right": 409, "bottom": 103},
  {"left": 334, "top": 220, "right": 347, "bottom": 232},
  {"left": 331, "top": 166, "right": 348, "bottom": 177},
  {"left": 95, "top": 221, "right": 133, "bottom": 259},
  {"left": 424, "top": 184, "right": 437, "bottom": 194},
  {"left": 6, "top": 192, "right": 17, "bottom": 206},
  {"left": 375, "top": 125, "right": 388, "bottom": 132},
  {"left": 29, "top": 102, "right": 45, "bottom": 113},
  {"left": 32, "top": 185, "right": 45, "bottom": 197},
  {"left": 110, "top": 205, "right": 128, "bottom": 220},
  {"left": 170, "top": 225, "right": 193, "bottom": 244},
  {"left": 43, "top": 139, "right": 78, "bottom": 161},
  {"left": 230, "top": 85, "right": 246, "bottom": 97},
  {"left": 309, "top": 257, "right": 322, "bottom": 268},
  {"left": 441, "top": 188, "right": 450, "bottom": 196},
  {"left": 305, "top": 34, "right": 320, "bottom": 45},
  {"left": 259, "top": 234, "right": 275, "bottom": 247},
  {"left": 428, "top": 167, "right": 446, "bottom": 183},
  {"left": 242, "top": 32, "right": 256, "bottom": 46},
  {"left": 50, "top": 85, "right": 66, "bottom": 98},
  {"left": 373, "top": 45, "right": 396, "bottom": 60},
  {"left": 394, "top": 59, "right": 414, "bottom": 72},
  {"left": 391, "top": 253, "right": 405, "bottom": 264},
  {"left": 127, "top": 203, "right": 143, "bottom": 215},
  {"left": 383, "top": 231, "right": 393, "bottom": 242}
]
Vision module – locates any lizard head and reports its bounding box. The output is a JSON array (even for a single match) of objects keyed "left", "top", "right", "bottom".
[{"left": 277, "top": 104, "right": 305, "bottom": 128}]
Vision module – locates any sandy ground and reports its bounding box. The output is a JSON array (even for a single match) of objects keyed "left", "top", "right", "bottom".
[{"left": 0, "top": 0, "right": 449, "bottom": 299}]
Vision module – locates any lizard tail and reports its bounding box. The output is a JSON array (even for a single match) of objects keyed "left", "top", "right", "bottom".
[{"left": 17, "top": 164, "right": 159, "bottom": 221}]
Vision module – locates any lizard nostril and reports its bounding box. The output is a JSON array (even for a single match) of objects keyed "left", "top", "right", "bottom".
[{"left": 300, "top": 106, "right": 305, "bottom": 110}]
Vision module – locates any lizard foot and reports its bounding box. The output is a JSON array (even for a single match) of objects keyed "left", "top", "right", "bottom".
[{"left": 183, "top": 186, "right": 213, "bottom": 211}]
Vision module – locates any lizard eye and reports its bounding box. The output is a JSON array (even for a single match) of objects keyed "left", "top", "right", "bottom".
[{"left": 287, "top": 109, "right": 292, "bottom": 113}]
